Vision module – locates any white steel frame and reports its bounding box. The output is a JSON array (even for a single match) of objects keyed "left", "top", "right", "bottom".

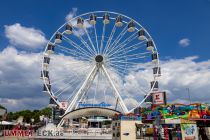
[{"left": 41, "top": 11, "right": 160, "bottom": 126}]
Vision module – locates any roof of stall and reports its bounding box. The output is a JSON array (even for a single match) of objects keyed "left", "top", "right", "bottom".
[{"left": 62, "top": 107, "right": 121, "bottom": 119}]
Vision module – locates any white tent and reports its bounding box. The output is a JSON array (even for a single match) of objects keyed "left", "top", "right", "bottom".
[{"left": 0, "top": 121, "right": 15, "bottom": 125}]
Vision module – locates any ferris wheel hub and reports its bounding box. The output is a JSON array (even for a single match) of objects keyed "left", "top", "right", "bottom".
[{"left": 95, "top": 55, "right": 103, "bottom": 63}]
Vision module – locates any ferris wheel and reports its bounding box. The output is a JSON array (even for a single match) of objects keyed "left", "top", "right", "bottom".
[{"left": 41, "top": 11, "right": 160, "bottom": 115}]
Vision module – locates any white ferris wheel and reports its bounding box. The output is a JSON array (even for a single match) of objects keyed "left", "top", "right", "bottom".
[{"left": 41, "top": 11, "right": 160, "bottom": 116}]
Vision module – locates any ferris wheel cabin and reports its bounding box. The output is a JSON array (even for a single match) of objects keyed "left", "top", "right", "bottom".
[
  {"left": 46, "top": 43, "right": 55, "bottom": 54},
  {"left": 127, "top": 21, "right": 135, "bottom": 32},
  {"left": 55, "top": 33, "right": 62, "bottom": 44},
  {"left": 138, "top": 28, "right": 145, "bottom": 40},
  {"left": 77, "top": 17, "right": 84, "bottom": 28},
  {"left": 65, "top": 24, "right": 73, "bottom": 35},
  {"left": 103, "top": 13, "right": 110, "bottom": 24},
  {"left": 146, "top": 40, "right": 154, "bottom": 51},
  {"left": 90, "top": 14, "right": 97, "bottom": 25},
  {"left": 115, "top": 16, "right": 123, "bottom": 27}
]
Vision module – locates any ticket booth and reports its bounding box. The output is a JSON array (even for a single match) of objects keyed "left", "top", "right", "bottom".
[{"left": 112, "top": 114, "right": 143, "bottom": 140}]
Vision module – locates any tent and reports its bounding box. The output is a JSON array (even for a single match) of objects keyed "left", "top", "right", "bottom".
[{"left": 0, "top": 121, "right": 15, "bottom": 125}]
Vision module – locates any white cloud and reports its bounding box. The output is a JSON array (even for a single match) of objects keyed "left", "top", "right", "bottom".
[
  {"left": 65, "top": 8, "right": 78, "bottom": 21},
  {"left": 4, "top": 23, "right": 47, "bottom": 49},
  {"left": 124, "top": 98, "right": 139, "bottom": 109},
  {"left": 159, "top": 56, "right": 210, "bottom": 103},
  {"left": 0, "top": 97, "right": 47, "bottom": 111},
  {"left": 1, "top": 45, "right": 210, "bottom": 112},
  {"left": 0, "top": 46, "right": 48, "bottom": 111},
  {"left": 179, "top": 38, "right": 190, "bottom": 47},
  {"left": 65, "top": 8, "right": 92, "bottom": 36}
]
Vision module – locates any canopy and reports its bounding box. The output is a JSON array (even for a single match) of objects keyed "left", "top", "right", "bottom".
[
  {"left": 0, "top": 121, "right": 15, "bottom": 125},
  {"left": 63, "top": 107, "right": 121, "bottom": 119}
]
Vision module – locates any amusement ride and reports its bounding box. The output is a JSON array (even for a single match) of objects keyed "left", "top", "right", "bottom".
[{"left": 40, "top": 11, "right": 161, "bottom": 127}]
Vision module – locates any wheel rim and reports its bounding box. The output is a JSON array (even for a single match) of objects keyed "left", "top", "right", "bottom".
[{"left": 41, "top": 11, "right": 160, "bottom": 113}]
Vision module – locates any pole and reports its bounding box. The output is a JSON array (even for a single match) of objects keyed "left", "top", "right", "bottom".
[
  {"left": 51, "top": 107, "right": 54, "bottom": 123},
  {"left": 186, "top": 88, "right": 191, "bottom": 104}
]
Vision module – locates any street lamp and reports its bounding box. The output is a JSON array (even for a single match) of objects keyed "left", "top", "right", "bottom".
[{"left": 186, "top": 88, "right": 191, "bottom": 104}]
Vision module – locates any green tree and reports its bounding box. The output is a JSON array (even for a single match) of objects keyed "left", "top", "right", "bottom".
[{"left": 6, "top": 107, "right": 52, "bottom": 123}]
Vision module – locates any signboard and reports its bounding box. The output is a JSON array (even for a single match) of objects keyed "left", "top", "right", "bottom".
[
  {"left": 4, "top": 130, "right": 34, "bottom": 137},
  {"left": 152, "top": 92, "right": 166, "bottom": 105},
  {"left": 165, "top": 119, "right": 181, "bottom": 124},
  {"left": 78, "top": 102, "right": 111, "bottom": 108},
  {"left": 181, "top": 124, "right": 199, "bottom": 140},
  {"left": 181, "top": 119, "right": 196, "bottom": 124}
]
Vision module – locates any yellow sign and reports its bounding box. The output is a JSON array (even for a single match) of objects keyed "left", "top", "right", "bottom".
[{"left": 181, "top": 119, "right": 196, "bottom": 124}]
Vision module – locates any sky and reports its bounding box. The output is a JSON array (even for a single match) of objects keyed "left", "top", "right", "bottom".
[{"left": 0, "top": 0, "right": 210, "bottom": 112}]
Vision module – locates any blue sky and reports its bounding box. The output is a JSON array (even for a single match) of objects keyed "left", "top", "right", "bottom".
[
  {"left": 0, "top": 0, "right": 210, "bottom": 112},
  {"left": 1, "top": 0, "right": 210, "bottom": 60}
]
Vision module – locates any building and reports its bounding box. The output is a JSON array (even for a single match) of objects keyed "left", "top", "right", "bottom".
[
  {"left": 0, "top": 105, "right": 7, "bottom": 121},
  {"left": 112, "top": 114, "right": 143, "bottom": 140}
]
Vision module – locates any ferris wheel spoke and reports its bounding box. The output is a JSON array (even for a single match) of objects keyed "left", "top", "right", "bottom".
[
  {"left": 109, "top": 59, "right": 145, "bottom": 65},
  {"left": 66, "top": 88, "right": 77, "bottom": 103},
  {"left": 108, "top": 52, "right": 150, "bottom": 62},
  {"left": 49, "top": 62, "right": 93, "bottom": 81},
  {"left": 117, "top": 31, "right": 138, "bottom": 47},
  {"left": 123, "top": 52, "right": 150, "bottom": 58},
  {"left": 60, "top": 65, "right": 93, "bottom": 78},
  {"left": 109, "top": 23, "right": 128, "bottom": 47},
  {"left": 100, "top": 22, "right": 106, "bottom": 54},
  {"left": 61, "top": 33, "right": 93, "bottom": 57},
  {"left": 50, "top": 65, "right": 92, "bottom": 84},
  {"left": 54, "top": 66, "right": 92, "bottom": 97},
  {"left": 78, "top": 35, "right": 96, "bottom": 56},
  {"left": 108, "top": 62, "right": 128, "bottom": 72},
  {"left": 107, "top": 62, "right": 139, "bottom": 72},
  {"left": 51, "top": 75, "right": 76, "bottom": 85},
  {"left": 49, "top": 63, "right": 91, "bottom": 78},
  {"left": 121, "top": 41, "right": 147, "bottom": 53},
  {"left": 66, "top": 73, "right": 91, "bottom": 102},
  {"left": 51, "top": 53, "right": 91, "bottom": 69},
  {"left": 71, "top": 27, "right": 96, "bottom": 56},
  {"left": 55, "top": 43, "right": 87, "bottom": 59},
  {"left": 103, "top": 24, "right": 116, "bottom": 55},
  {"left": 54, "top": 76, "right": 80, "bottom": 97},
  {"left": 56, "top": 77, "right": 84, "bottom": 99},
  {"left": 83, "top": 26, "right": 97, "bottom": 55},
  {"left": 55, "top": 83, "right": 76, "bottom": 98},
  {"left": 106, "top": 61, "right": 128, "bottom": 72},
  {"left": 106, "top": 31, "right": 138, "bottom": 56},
  {"left": 107, "top": 66, "right": 127, "bottom": 78},
  {"left": 102, "top": 72, "right": 107, "bottom": 103},
  {"left": 54, "top": 44, "right": 92, "bottom": 61},
  {"left": 117, "top": 55, "right": 149, "bottom": 62},
  {"left": 94, "top": 70, "right": 100, "bottom": 104},
  {"left": 93, "top": 24, "right": 100, "bottom": 54},
  {"left": 107, "top": 40, "right": 146, "bottom": 58},
  {"left": 136, "top": 85, "right": 149, "bottom": 95},
  {"left": 108, "top": 23, "right": 128, "bottom": 53}
]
